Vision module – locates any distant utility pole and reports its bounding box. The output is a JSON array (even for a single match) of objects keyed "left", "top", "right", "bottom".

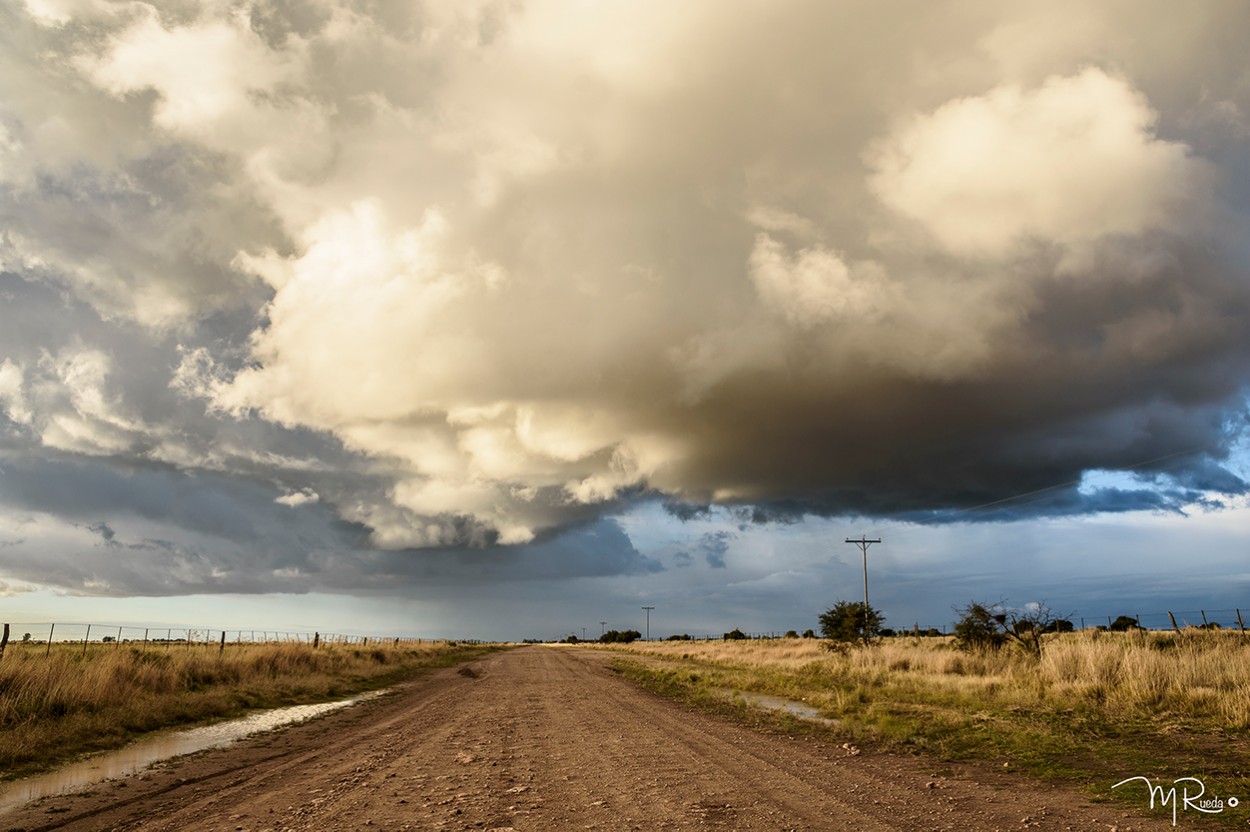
[
  {"left": 845, "top": 536, "right": 882, "bottom": 644},
  {"left": 581, "top": 627, "right": 586, "bottom": 640},
  {"left": 600, "top": 621, "right": 607, "bottom": 636},
  {"left": 642, "top": 606, "right": 655, "bottom": 641}
]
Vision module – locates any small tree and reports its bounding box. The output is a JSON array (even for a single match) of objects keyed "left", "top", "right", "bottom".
[
  {"left": 952, "top": 601, "right": 1006, "bottom": 651},
  {"left": 953, "top": 600, "right": 1066, "bottom": 656},
  {"left": 599, "top": 629, "right": 641, "bottom": 644},
  {"left": 819, "top": 600, "right": 884, "bottom": 644},
  {"left": 723, "top": 628, "right": 748, "bottom": 640},
  {"left": 1108, "top": 615, "right": 1144, "bottom": 632}
]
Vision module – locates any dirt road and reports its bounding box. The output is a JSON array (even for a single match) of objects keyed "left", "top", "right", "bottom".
[{"left": 3, "top": 647, "right": 1171, "bottom": 831}]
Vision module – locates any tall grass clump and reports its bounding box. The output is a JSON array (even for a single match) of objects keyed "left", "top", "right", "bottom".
[{"left": 0, "top": 640, "right": 494, "bottom": 779}]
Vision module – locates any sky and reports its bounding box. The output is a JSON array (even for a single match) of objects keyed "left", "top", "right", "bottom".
[{"left": 1, "top": 0, "right": 1249, "bottom": 641}]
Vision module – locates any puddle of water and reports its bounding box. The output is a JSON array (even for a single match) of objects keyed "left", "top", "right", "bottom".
[
  {"left": 0, "top": 689, "right": 387, "bottom": 815},
  {"left": 715, "top": 689, "right": 839, "bottom": 726}
]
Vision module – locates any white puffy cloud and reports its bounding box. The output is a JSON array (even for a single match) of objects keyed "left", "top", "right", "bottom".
[
  {"left": 275, "top": 489, "right": 318, "bottom": 507},
  {"left": 31, "top": 348, "right": 150, "bottom": 455},
  {"left": 748, "top": 233, "right": 891, "bottom": 328},
  {"left": 0, "top": 359, "right": 32, "bottom": 426},
  {"left": 868, "top": 68, "right": 1208, "bottom": 257},
  {"left": 83, "top": 10, "right": 302, "bottom": 134}
]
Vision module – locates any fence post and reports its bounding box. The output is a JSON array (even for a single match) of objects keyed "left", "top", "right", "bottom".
[
  {"left": 46, "top": 623, "right": 55, "bottom": 657},
  {"left": 1168, "top": 611, "right": 1180, "bottom": 633},
  {"left": 117, "top": 626, "right": 123, "bottom": 647},
  {"left": 219, "top": 630, "right": 226, "bottom": 655},
  {"left": 1201, "top": 610, "right": 1209, "bottom": 628},
  {"left": 83, "top": 624, "right": 91, "bottom": 656},
  {"left": 1237, "top": 609, "right": 1245, "bottom": 637},
  {"left": 313, "top": 632, "right": 320, "bottom": 650},
  {"left": 0, "top": 623, "right": 8, "bottom": 660}
]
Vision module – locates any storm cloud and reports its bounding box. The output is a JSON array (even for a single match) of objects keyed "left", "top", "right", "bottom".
[{"left": 2, "top": 0, "right": 1249, "bottom": 599}]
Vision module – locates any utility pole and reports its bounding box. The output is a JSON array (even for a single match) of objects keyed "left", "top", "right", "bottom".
[
  {"left": 581, "top": 627, "right": 586, "bottom": 640},
  {"left": 642, "top": 606, "right": 655, "bottom": 641},
  {"left": 845, "top": 536, "right": 881, "bottom": 644},
  {"left": 600, "top": 621, "right": 607, "bottom": 636}
]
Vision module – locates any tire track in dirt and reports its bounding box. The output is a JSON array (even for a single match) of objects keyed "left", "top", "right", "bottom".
[{"left": 2, "top": 646, "right": 1173, "bottom": 831}]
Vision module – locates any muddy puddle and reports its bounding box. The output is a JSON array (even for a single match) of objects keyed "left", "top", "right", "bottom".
[
  {"left": 715, "top": 689, "right": 839, "bottom": 726},
  {"left": 0, "top": 689, "right": 388, "bottom": 814}
]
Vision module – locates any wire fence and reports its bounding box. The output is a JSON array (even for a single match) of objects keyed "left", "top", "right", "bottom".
[
  {"left": 0, "top": 621, "right": 440, "bottom": 658},
  {"left": 629, "top": 606, "right": 1250, "bottom": 642}
]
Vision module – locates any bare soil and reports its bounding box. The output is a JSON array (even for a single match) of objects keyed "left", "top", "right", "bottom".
[{"left": 2, "top": 646, "right": 1175, "bottom": 831}]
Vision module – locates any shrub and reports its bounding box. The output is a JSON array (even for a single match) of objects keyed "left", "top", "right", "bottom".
[
  {"left": 1109, "top": 615, "right": 1144, "bottom": 632},
  {"left": 818, "top": 601, "right": 884, "bottom": 643},
  {"left": 953, "top": 600, "right": 1066, "bottom": 656}
]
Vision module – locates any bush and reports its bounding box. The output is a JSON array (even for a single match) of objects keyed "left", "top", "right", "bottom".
[
  {"left": 952, "top": 602, "right": 1007, "bottom": 651},
  {"left": 598, "top": 629, "right": 641, "bottom": 644},
  {"left": 953, "top": 600, "right": 1065, "bottom": 656},
  {"left": 1108, "top": 615, "right": 1144, "bottom": 632},
  {"left": 723, "top": 628, "right": 748, "bottom": 641},
  {"left": 818, "top": 601, "right": 884, "bottom": 643}
]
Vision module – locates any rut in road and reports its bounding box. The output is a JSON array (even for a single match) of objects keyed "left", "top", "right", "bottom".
[{"left": 5, "top": 646, "right": 1171, "bottom": 831}]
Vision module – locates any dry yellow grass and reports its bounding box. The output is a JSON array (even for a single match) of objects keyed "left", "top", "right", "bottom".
[
  {"left": 599, "top": 625, "right": 1250, "bottom": 817},
  {"left": 606, "top": 630, "right": 1250, "bottom": 729},
  {"left": 0, "top": 640, "right": 494, "bottom": 779}
]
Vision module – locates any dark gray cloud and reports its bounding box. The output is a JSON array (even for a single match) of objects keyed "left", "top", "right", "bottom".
[{"left": 699, "top": 531, "right": 733, "bottom": 570}]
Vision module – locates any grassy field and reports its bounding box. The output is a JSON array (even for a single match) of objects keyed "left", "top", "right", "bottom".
[
  {"left": 0, "top": 639, "right": 499, "bottom": 779},
  {"left": 601, "top": 631, "right": 1250, "bottom": 823}
]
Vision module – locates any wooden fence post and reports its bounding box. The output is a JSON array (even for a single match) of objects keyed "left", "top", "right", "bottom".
[
  {"left": 0, "top": 623, "right": 9, "bottom": 660},
  {"left": 82, "top": 624, "right": 91, "bottom": 656},
  {"left": 1168, "top": 611, "right": 1180, "bottom": 633},
  {"left": 1201, "top": 610, "right": 1209, "bottom": 628},
  {"left": 313, "top": 632, "right": 320, "bottom": 650},
  {"left": 1237, "top": 609, "right": 1245, "bottom": 637},
  {"left": 46, "top": 623, "right": 54, "bottom": 657},
  {"left": 219, "top": 630, "right": 226, "bottom": 655}
]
